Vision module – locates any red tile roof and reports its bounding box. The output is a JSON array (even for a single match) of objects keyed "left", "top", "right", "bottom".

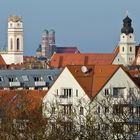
[
  {"left": 50, "top": 52, "right": 118, "bottom": 68},
  {"left": 0, "top": 55, "right": 6, "bottom": 65},
  {"left": 0, "top": 90, "right": 47, "bottom": 118},
  {"left": 67, "top": 65, "right": 122, "bottom": 98},
  {"left": 129, "top": 69, "right": 140, "bottom": 87},
  {"left": 133, "top": 46, "right": 140, "bottom": 65}
]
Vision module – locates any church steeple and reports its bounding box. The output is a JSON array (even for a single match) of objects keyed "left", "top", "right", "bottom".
[
  {"left": 121, "top": 15, "right": 134, "bottom": 35},
  {"left": 118, "top": 13, "right": 136, "bottom": 66}
]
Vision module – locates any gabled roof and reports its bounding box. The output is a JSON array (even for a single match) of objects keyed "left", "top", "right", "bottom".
[
  {"left": 0, "top": 90, "right": 47, "bottom": 118},
  {"left": 50, "top": 52, "right": 118, "bottom": 68},
  {"left": 67, "top": 65, "right": 121, "bottom": 98}
]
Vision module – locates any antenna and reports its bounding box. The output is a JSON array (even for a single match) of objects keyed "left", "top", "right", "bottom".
[{"left": 81, "top": 66, "right": 88, "bottom": 73}]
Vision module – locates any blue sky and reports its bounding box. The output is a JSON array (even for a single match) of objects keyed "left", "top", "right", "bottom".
[{"left": 0, "top": 0, "right": 140, "bottom": 55}]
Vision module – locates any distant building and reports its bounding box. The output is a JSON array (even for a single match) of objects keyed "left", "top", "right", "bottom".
[
  {"left": 1, "top": 16, "right": 24, "bottom": 64},
  {"left": 36, "top": 29, "right": 80, "bottom": 60},
  {"left": 49, "top": 15, "right": 140, "bottom": 68},
  {"left": 0, "top": 69, "right": 61, "bottom": 90}
]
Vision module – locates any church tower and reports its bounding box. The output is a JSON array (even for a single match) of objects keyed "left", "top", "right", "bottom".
[
  {"left": 41, "top": 29, "right": 49, "bottom": 57},
  {"left": 119, "top": 14, "right": 136, "bottom": 65},
  {"left": 2, "top": 16, "right": 24, "bottom": 64}
]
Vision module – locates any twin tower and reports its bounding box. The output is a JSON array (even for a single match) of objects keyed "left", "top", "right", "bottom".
[
  {"left": 1, "top": 16, "right": 23, "bottom": 64},
  {"left": 0, "top": 15, "right": 137, "bottom": 65}
]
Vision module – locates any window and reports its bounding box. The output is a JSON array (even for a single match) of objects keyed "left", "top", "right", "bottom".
[
  {"left": 22, "top": 75, "right": 28, "bottom": 82},
  {"left": 63, "top": 105, "right": 72, "bottom": 115},
  {"left": 130, "top": 47, "right": 132, "bottom": 52},
  {"left": 113, "top": 105, "right": 123, "bottom": 115},
  {"left": 122, "top": 36, "right": 125, "bottom": 38},
  {"left": 97, "top": 106, "right": 100, "bottom": 113},
  {"left": 80, "top": 107, "right": 84, "bottom": 115},
  {"left": 105, "top": 107, "right": 109, "bottom": 114},
  {"left": 105, "top": 89, "right": 109, "bottom": 96},
  {"left": 33, "top": 76, "right": 43, "bottom": 82},
  {"left": 62, "top": 88, "right": 72, "bottom": 98},
  {"left": 52, "top": 107, "right": 55, "bottom": 114},
  {"left": 11, "top": 38, "right": 13, "bottom": 50},
  {"left": 47, "top": 75, "right": 53, "bottom": 81},
  {"left": 122, "top": 47, "right": 124, "bottom": 52},
  {"left": 118, "top": 58, "right": 119, "bottom": 62},
  {"left": 17, "top": 38, "right": 20, "bottom": 51},
  {"left": 76, "top": 90, "right": 78, "bottom": 97},
  {"left": 0, "top": 77, "right": 3, "bottom": 82},
  {"left": 8, "top": 77, "right": 18, "bottom": 82},
  {"left": 129, "top": 88, "right": 134, "bottom": 94},
  {"left": 113, "top": 87, "right": 125, "bottom": 98},
  {"left": 129, "top": 35, "right": 132, "bottom": 38}
]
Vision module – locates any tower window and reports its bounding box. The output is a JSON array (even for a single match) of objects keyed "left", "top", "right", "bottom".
[
  {"left": 122, "top": 47, "right": 124, "bottom": 52},
  {"left": 17, "top": 38, "right": 20, "bottom": 51},
  {"left": 129, "top": 36, "right": 132, "bottom": 38},
  {"left": 122, "top": 36, "right": 125, "bottom": 38},
  {"left": 130, "top": 47, "right": 132, "bottom": 52},
  {"left": 10, "top": 38, "right": 13, "bottom": 50}
]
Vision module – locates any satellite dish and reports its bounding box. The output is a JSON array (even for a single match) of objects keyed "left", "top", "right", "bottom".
[{"left": 81, "top": 66, "right": 88, "bottom": 73}]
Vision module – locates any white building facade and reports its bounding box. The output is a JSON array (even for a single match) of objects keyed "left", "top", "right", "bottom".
[{"left": 1, "top": 16, "right": 24, "bottom": 64}]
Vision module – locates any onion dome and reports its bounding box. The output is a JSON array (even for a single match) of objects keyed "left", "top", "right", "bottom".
[
  {"left": 42, "top": 29, "right": 49, "bottom": 36},
  {"left": 121, "top": 16, "right": 134, "bottom": 35},
  {"left": 49, "top": 29, "right": 55, "bottom": 34},
  {"left": 36, "top": 44, "right": 42, "bottom": 52}
]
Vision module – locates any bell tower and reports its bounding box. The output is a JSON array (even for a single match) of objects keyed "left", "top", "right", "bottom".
[
  {"left": 119, "top": 13, "right": 136, "bottom": 65},
  {"left": 6, "top": 15, "right": 24, "bottom": 64}
]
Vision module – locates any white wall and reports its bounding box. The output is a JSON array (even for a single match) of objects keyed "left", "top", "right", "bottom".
[
  {"left": 43, "top": 67, "right": 90, "bottom": 118},
  {"left": 1, "top": 53, "right": 23, "bottom": 64}
]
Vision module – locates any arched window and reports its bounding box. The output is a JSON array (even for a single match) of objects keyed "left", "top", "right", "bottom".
[
  {"left": 10, "top": 38, "right": 13, "bottom": 50},
  {"left": 122, "top": 47, "right": 124, "bottom": 52},
  {"left": 17, "top": 38, "right": 20, "bottom": 51}
]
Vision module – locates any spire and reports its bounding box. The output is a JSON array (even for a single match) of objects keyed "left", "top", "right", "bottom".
[
  {"left": 121, "top": 12, "right": 134, "bottom": 35},
  {"left": 125, "top": 10, "right": 128, "bottom": 17}
]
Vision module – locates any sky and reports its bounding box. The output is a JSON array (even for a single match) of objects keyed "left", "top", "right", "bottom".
[{"left": 0, "top": 0, "right": 140, "bottom": 55}]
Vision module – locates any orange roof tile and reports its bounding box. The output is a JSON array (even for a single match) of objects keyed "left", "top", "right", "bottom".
[
  {"left": 0, "top": 55, "right": 6, "bottom": 65},
  {"left": 67, "top": 65, "right": 130, "bottom": 98},
  {"left": 50, "top": 52, "right": 118, "bottom": 68}
]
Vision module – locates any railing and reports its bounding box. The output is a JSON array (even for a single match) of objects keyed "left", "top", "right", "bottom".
[
  {"left": 35, "top": 81, "right": 46, "bottom": 86},
  {"left": 57, "top": 95, "right": 73, "bottom": 104},
  {"left": 9, "top": 81, "right": 21, "bottom": 87}
]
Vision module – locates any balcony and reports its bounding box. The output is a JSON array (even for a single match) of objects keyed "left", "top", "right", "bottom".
[
  {"left": 35, "top": 81, "right": 46, "bottom": 87},
  {"left": 57, "top": 96, "right": 73, "bottom": 105},
  {"left": 9, "top": 82, "right": 21, "bottom": 87}
]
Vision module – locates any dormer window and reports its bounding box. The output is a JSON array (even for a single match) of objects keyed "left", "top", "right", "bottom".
[
  {"left": 0, "top": 77, "right": 3, "bottom": 82},
  {"left": 48, "top": 75, "right": 53, "bottom": 81},
  {"left": 33, "top": 76, "right": 43, "bottom": 82}
]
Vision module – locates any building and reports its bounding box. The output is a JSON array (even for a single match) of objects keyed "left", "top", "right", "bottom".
[
  {"left": 42, "top": 64, "right": 140, "bottom": 138},
  {"left": 49, "top": 15, "right": 140, "bottom": 68},
  {"left": 1, "top": 16, "right": 24, "bottom": 65},
  {"left": 36, "top": 29, "right": 80, "bottom": 59},
  {"left": 0, "top": 69, "right": 61, "bottom": 90}
]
